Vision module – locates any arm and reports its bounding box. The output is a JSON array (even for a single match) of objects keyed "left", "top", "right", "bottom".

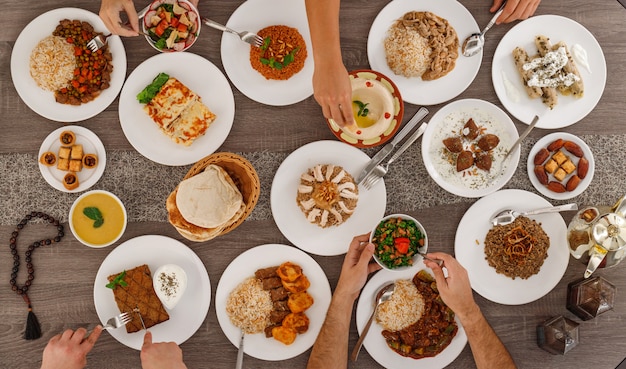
[
  {"left": 492, "top": 0, "right": 541, "bottom": 24},
  {"left": 41, "top": 325, "right": 103, "bottom": 369},
  {"left": 99, "top": 0, "right": 140, "bottom": 36},
  {"left": 424, "top": 252, "right": 517, "bottom": 369},
  {"left": 141, "top": 331, "right": 188, "bottom": 369},
  {"left": 304, "top": 0, "right": 354, "bottom": 126},
  {"left": 307, "top": 234, "right": 381, "bottom": 369}
]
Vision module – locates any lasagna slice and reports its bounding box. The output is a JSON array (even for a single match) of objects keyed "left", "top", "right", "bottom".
[
  {"left": 107, "top": 264, "right": 170, "bottom": 333},
  {"left": 168, "top": 99, "right": 216, "bottom": 146},
  {"left": 143, "top": 77, "right": 199, "bottom": 131}
]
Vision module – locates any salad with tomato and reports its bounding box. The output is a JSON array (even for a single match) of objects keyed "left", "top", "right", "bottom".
[
  {"left": 371, "top": 216, "right": 426, "bottom": 269},
  {"left": 144, "top": 0, "right": 199, "bottom": 51}
]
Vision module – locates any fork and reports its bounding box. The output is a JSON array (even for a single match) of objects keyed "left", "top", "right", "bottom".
[
  {"left": 87, "top": 23, "right": 153, "bottom": 52},
  {"left": 362, "top": 122, "right": 428, "bottom": 190},
  {"left": 102, "top": 312, "right": 132, "bottom": 330},
  {"left": 202, "top": 18, "right": 263, "bottom": 47}
]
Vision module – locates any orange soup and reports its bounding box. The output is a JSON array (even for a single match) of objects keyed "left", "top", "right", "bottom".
[{"left": 71, "top": 192, "right": 126, "bottom": 247}]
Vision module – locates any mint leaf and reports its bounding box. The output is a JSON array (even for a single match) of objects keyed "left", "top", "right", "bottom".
[
  {"left": 83, "top": 207, "right": 102, "bottom": 221},
  {"left": 93, "top": 218, "right": 104, "bottom": 228},
  {"left": 106, "top": 271, "right": 127, "bottom": 289}
]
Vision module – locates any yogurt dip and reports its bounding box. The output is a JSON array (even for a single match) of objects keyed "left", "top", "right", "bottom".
[
  {"left": 153, "top": 264, "right": 188, "bottom": 309},
  {"left": 340, "top": 77, "right": 396, "bottom": 140}
]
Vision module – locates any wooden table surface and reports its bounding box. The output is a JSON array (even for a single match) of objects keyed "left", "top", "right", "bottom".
[{"left": 2, "top": 0, "right": 626, "bottom": 368}]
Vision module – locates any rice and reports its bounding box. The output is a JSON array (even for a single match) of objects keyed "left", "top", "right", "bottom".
[
  {"left": 29, "top": 35, "right": 75, "bottom": 91},
  {"left": 376, "top": 279, "right": 424, "bottom": 331},
  {"left": 384, "top": 23, "right": 431, "bottom": 78},
  {"left": 226, "top": 277, "right": 273, "bottom": 334}
]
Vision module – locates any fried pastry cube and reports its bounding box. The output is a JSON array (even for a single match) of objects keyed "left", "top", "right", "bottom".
[
  {"left": 277, "top": 262, "right": 303, "bottom": 282},
  {"left": 69, "top": 159, "right": 83, "bottom": 172},
  {"left": 287, "top": 291, "right": 314, "bottom": 313},
  {"left": 57, "top": 158, "right": 70, "bottom": 171},
  {"left": 272, "top": 326, "right": 297, "bottom": 345},
  {"left": 282, "top": 275, "right": 310, "bottom": 294},
  {"left": 552, "top": 151, "right": 568, "bottom": 165},
  {"left": 70, "top": 144, "right": 83, "bottom": 160},
  {"left": 544, "top": 159, "right": 558, "bottom": 174},
  {"left": 553, "top": 168, "right": 567, "bottom": 181},
  {"left": 282, "top": 312, "right": 310, "bottom": 334},
  {"left": 58, "top": 146, "right": 71, "bottom": 159},
  {"left": 561, "top": 159, "right": 576, "bottom": 174}
]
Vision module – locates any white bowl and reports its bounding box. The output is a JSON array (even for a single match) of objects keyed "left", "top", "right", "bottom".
[
  {"left": 69, "top": 190, "right": 127, "bottom": 248},
  {"left": 142, "top": 0, "right": 200, "bottom": 53},
  {"left": 369, "top": 214, "right": 428, "bottom": 271}
]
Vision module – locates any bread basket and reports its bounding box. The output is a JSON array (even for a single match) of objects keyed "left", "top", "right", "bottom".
[{"left": 171, "top": 152, "right": 260, "bottom": 241}]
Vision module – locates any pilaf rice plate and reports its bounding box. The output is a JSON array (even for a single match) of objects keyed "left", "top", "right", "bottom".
[
  {"left": 30, "top": 35, "right": 75, "bottom": 91},
  {"left": 226, "top": 277, "right": 273, "bottom": 334}
]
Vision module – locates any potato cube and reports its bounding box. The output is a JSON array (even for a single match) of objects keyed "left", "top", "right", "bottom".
[
  {"left": 544, "top": 159, "right": 558, "bottom": 174},
  {"left": 561, "top": 160, "right": 576, "bottom": 174},
  {"left": 553, "top": 168, "right": 567, "bottom": 181},
  {"left": 552, "top": 151, "right": 568, "bottom": 165}
]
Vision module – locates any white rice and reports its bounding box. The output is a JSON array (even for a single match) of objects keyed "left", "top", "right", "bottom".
[
  {"left": 226, "top": 277, "right": 273, "bottom": 334},
  {"left": 376, "top": 279, "right": 424, "bottom": 331},
  {"left": 384, "top": 23, "right": 432, "bottom": 78},
  {"left": 29, "top": 35, "right": 75, "bottom": 91}
]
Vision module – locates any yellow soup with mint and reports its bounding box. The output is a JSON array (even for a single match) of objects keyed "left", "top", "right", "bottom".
[{"left": 71, "top": 192, "right": 126, "bottom": 246}]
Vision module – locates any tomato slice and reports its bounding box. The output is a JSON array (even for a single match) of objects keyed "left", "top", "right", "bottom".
[{"left": 394, "top": 237, "right": 410, "bottom": 254}]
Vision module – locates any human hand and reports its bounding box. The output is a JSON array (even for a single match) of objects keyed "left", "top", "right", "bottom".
[
  {"left": 140, "top": 331, "right": 188, "bottom": 369},
  {"left": 312, "top": 59, "right": 354, "bottom": 127},
  {"left": 335, "top": 233, "right": 382, "bottom": 301},
  {"left": 491, "top": 0, "right": 541, "bottom": 24},
  {"left": 99, "top": 0, "right": 139, "bottom": 37},
  {"left": 40, "top": 325, "right": 102, "bottom": 369},
  {"left": 423, "top": 252, "right": 480, "bottom": 321}
]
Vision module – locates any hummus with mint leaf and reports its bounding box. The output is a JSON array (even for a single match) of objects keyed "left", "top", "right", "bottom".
[{"left": 340, "top": 77, "right": 396, "bottom": 140}]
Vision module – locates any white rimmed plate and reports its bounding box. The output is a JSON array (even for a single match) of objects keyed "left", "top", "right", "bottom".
[
  {"left": 271, "top": 140, "right": 387, "bottom": 256},
  {"left": 492, "top": 15, "right": 606, "bottom": 128},
  {"left": 527, "top": 132, "right": 595, "bottom": 200},
  {"left": 220, "top": 0, "right": 314, "bottom": 106},
  {"left": 118, "top": 52, "right": 235, "bottom": 166},
  {"left": 367, "top": 0, "right": 481, "bottom": 106},
  {"left": 11, "top": 8, "right": 126, "bottom": 122},
  {"left": 355, "top": 263, "right": 467, "bottom": 369},
  {"left": 421, "top": 99, "right": 519, "bottom": 198},
  {"left": 38, "top": 125, "right": 106, "bottom": 193},
  {"left": 215, "top": 244, "right": 331, "bottom": 361},
  {"left": 94, "top": 235, "right": 211, "bottom": 350},
  {"left": 454, "top": 189, "right": 569, "bottom": 305}
]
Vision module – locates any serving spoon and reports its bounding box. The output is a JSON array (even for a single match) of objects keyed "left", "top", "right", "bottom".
[
  {"left": 490, "top": 203, "right": 579, "bottom": 226},
  {"left": 461, "top": 0, "right": 507, "bottom": 57},
  {"left": 350, "top": 282, "right": 395, "bottom": 361}
]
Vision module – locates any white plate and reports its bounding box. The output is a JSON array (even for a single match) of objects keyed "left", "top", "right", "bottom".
[
  {"left": 492, "top": 15, "right": 606, "bottom": 128},
  {"left": 220, "top": 0, "right": 314, "bottom": 106},
  {"left": 355, "top": 263, "right": 468, "bottom": 369},
  {"left": 454, "top": 189, "right": 569, "bottom": 305},
  {"left": 271, "top": 140, "right": 387, "bottom": 256},
  {"left": 367, "top": 0, "right": 481, "bottom": 106},
  {"left": 215, "top": 244, "right": 331, "bottom": 361},
  {"left": 421, "top": 99, "right": 519, "bottom": 198},
  {"left": 93, "top": 235, "right": 211, "bottom": 350},
  {"left": 38, "top": 125, "right": 106, "bottom": 193},
  {"left": 118, "top": 52, "right": 235, "bottom": 166},
  {"left": 11, "top": 8, "right": 126, "bottom": 122},
  {"left": 527, "top": 132, "right": 595, "bottom": 200}
]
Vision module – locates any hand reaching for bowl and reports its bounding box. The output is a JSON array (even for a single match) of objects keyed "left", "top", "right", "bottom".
[
  {"left": 312, "top": 58, "right": 354, "bottom": 127},
  {"left": 492, "top": 0, "right": 541, "bottom": 24}
]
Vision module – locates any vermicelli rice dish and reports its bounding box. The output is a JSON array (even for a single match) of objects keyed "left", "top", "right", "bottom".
[
  {"left": 226, "top": 277, "right": 273, "bottom": 334},
  {"left": 29, "top": 35, "right": 75, "bottom": 91},
  {"left": 376, "top": 279, "right": 424, "bottom": 331}
]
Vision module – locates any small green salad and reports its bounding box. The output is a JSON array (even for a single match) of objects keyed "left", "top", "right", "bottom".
[
  {"left": 137, "top": 72, "right": 170, "bottom": 103},
  {"left": 144, "top": 1, "right": 198, "bottom": 51},
  {"left": 372, "top": 217, "right": 425, "bottom": 269}
]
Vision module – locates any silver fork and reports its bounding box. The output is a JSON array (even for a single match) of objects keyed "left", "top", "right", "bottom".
[
  {"left": 202, "top": 18, "right": 263, "bottom": 47},
  {"left": 87, "top": 24, "right": 152, "bottom": 52},
  {"left": 362, "top": 122, "right": 428, "bottom": 190},
  {"left": 102, "top": 312, "right": 132, "bottom": 330}
]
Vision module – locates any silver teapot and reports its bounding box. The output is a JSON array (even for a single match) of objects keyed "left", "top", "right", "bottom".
[{"left": 567, "top": 195, "right": 626, "bottom": 278}]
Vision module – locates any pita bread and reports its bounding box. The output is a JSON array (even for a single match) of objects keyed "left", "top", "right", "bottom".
[{"left": 175, "top": 165, "right": 243, "bottom": 228}]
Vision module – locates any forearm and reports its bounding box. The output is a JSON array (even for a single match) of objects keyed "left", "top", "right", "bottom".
[
  {"left": 305, "top": 0, "right": 343, "bottom": 66},
  {"left": 460, "top": 306, "right": 517, "bottom": 369},
  {"left": 306, "top": 292, "right": 354, "bottom": 369}
]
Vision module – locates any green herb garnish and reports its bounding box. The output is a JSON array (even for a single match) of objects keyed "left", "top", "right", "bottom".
[
  {"left": 353, "top": 100, "right": 370, "bottom": 117},
  {"left": 83, "top": 207, "right": 104, "bottom": 228},
  {"left": 261, "top": 36, "right": 271, "bottom": 50},
  {"left": 106, "top": 270, "right": 128, "bottom": 289},
  {"left": 136, "top": 72, "right": 170, "bottom": 103},
  {"left": 259, "top": 37, "right": 300, "bottom": 70}
]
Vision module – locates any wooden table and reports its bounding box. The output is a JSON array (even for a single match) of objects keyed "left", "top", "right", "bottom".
[{"left": 2, "top": 0, "right": 626, "bottom": 368}]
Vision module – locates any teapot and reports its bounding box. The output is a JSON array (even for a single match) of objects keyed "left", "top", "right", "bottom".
[{"left": 567, "top": 195, "right": 626, "bottom": 278}]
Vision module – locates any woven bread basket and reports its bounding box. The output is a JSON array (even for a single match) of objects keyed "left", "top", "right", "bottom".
[{"left": 172, "top": 152, "right": 260, "bottom": 241}]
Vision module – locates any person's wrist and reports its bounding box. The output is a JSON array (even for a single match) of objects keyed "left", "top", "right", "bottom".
[{"left": 454, "top": 302, "right": 481, "bottom": 325}]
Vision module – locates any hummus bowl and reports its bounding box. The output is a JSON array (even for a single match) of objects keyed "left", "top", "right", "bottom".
[{"left": 327, "top": 70, "right": 403, "bottom": 148}]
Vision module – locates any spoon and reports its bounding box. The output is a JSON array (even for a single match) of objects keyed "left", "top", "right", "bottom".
[
  {"left": 235, "top": 330, "right": 244, "bottom": 369},
  {"left": 350, "top": 282, "right": 395, "bottom": 361},
  {"left": 490, "top": 203, "right": 579, "bottom": 226},
  {"left": 461, "top": 0, "right": 507, "bottom": 57}
]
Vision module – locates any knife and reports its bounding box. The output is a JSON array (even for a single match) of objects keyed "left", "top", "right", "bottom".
[
  {"left": 133, "top": 307, "right": 147, "bottom": 330},
  {"left": 357, "top": 107, "right": 429, "bottom": 184}
]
